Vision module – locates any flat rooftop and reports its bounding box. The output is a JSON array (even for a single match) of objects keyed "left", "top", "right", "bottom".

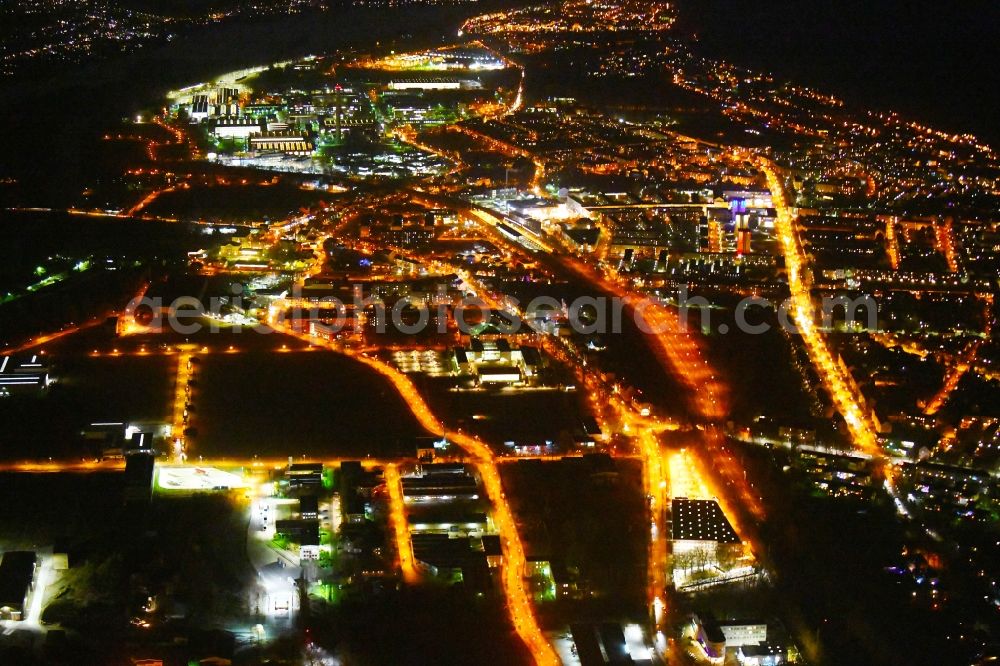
[
  {"left": 0, "top": 551, "right": 36, "bottom": 609},
  {"left": 671, "top": 498, "right": 740, "bottom": 543}
]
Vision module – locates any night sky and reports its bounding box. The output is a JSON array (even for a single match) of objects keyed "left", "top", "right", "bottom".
[{"left": 680, "top": 0, "right": 1000, "bottom": 146}]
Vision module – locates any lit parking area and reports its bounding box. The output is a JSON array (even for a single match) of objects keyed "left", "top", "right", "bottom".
[
  {"left": 391, "top": 349, "right": 451, "bottom": 376},
  {"left": 155, "top": 465, "right": 249, "bottom": 492}
]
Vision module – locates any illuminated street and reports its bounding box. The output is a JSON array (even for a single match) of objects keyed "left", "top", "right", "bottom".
[
  {"left": 384, "top": 463, "right": 421, "bottom": 584},
  {"left": 761, "top": 158, "right": 882, "bottom": 460},
  {"left": 2, "top": 1, "right": 999, "bottom": 663}
]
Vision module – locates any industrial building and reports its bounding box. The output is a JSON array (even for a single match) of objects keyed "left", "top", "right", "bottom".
[
  {"left": 274, "top": 519, "right": 320, "bottom": 547},
  {"left": 670, "top": 498, "right": 740, "bottom": 547},
  {"left": 187, "top": 87, "right": 240, "bottom": 121},
  {"left": 694, "top": 616, "right": 780, "bottom": 664},
  {"left": 401, "top": 463, "right": 480, "bottom": 503},
  {"left": 407, "top": 510, "right": 489, "bottom": 537},
  {"left": 451, "top": 339, "right": 544, "bottom": 386},
  {"left": 249, "top": 131, "right": 314, "bottom": 155},
  {"left": 339, "top": 461, "right": 383, "bottom": 524},
  {"left": 569, "top": 623, "right": 638, "bottom": 666},
  {"left": 737, "top": 642, "right": 788, "bottom": 666},
  {"left": 387, "top": 77, "right": 466, "bottom": 91},
  {"left": 123, "top": 454, "right": 155, "bottom": 505},
  {"left": 212, "top": 117, "right": 263, "bottom": 139},
  {"left": 286, "top": 462, "right": 324, "bottom": 491},
  {"left": 0, "top": 354, "right": 50, "bottom": 395},
  {"left": 299, "top": 495, "right": 319, "bottom": 520},
  {"left": 0, "top": 551, "right": 37, "bottom": 621},
  {"left": 410, "top": 533, "right": 491, "bottom": 591}
]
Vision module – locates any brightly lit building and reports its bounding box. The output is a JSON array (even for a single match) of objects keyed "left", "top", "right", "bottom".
[{"left": 0, "top": 354, "right": 50, "bottom": 395}]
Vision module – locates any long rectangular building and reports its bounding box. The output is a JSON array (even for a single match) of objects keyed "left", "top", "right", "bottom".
[
  {"left": 0, "top": 354, "right": 49, "bottom": 394},
  {"left": 0, "top": 551, "right": 37, "bottom": 621},
  {"left": 671, "top": 498, "right": 740, "bottom": 544},
  {"left": 401, "top": 464, "right": 480, "bottom": 502}
]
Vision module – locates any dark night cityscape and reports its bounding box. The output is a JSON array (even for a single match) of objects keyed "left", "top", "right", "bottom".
[{"left": 0, "top": 1, "right": 999, "bottom": 665}]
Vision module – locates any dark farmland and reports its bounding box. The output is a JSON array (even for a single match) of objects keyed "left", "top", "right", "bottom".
[{"left": 194, "top": 351, "right": 430, "bottom": 459}]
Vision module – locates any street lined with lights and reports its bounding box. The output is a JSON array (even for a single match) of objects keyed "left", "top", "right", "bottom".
[
  {"left": 760, "top": 157, "right": 883, "bottom": 460},
  {"left": 384, "top": 463, "right": 421, "bottom": 584}
]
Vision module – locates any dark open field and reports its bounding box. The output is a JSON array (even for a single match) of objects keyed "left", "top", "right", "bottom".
[
  {"left": 142, "top": 181, "right": 330, "bottom": 224},
  {"left": 0, "top": 354, "right": 172, "bottom": 461},
  {"left": 500, "top": 456, "right": 648, "bottom": 625},
  {"left": 422, "top": 376, "right": 588, "bottom": 454},
  {"left": 194, "top": 351, "right": 430, "bottom": 459}
]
